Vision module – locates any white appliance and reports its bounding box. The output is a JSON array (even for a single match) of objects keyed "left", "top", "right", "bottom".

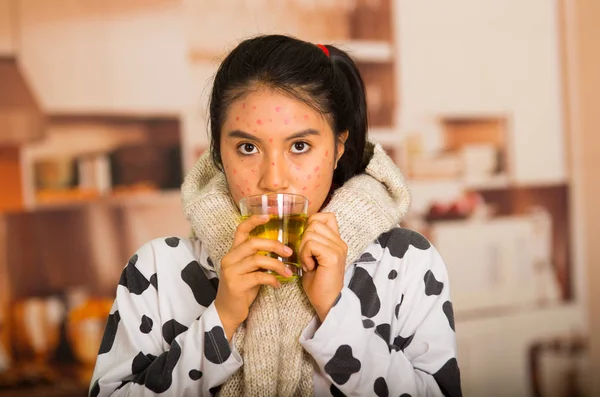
[{"left": 430, "top": 211, "right": 560, "bottom": 314}]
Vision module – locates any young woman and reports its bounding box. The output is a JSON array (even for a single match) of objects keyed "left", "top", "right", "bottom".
[{"left": 90, "top": 35, "right": 462, "bottom": 397}]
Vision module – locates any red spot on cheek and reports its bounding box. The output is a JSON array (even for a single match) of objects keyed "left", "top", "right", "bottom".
[
  {"left": 317, "top": 174, "right": 321, "bottom": 178},
  {"left": 242, "top": 103, "right": 246, "bottom": 109},
  {"left": 236, "top": 116, "right": 239, "bottom": 121},
  {"left": 251, "top": 169, "right": 255, "bottom": 173},
  {"left": 256, "top": 119, "right": 262, "bottom": 125},
  {"left": 314, "top": 166, "right": 320, "bottom": 172},
  {"left": 274, "top": 183, "right": 279, "bottom": 187},
  {"left": 271, "top": 162, "right": 275, "bottom": 166},
  {"left": 233, "top": 169, "right": 237, "bottom": 174},
  {"left": 302, "top": 186, "right": 308, "bottom": 191},
  {"left": 269, "top": 138, "right": 273, "bottom": 143},
  {"left": 275, "top": 106, "right": 281, "bottom": 112},
  {"left": 325, "top": 150, "right": 329, "bottom": 157},
  {"left": 284, "top": 119, "right": 290, "bottom": 125},
  {"left": 296, "top": 166, "right": 301, "bottom": 171},
  {"left": 303, "top": 114, "right": 309, "bottom": 120},
  {"left": 247, "top": 187, "right": 250, "bottom": 192},
  {"left": 252, "top": 105, "right": 256, "bottom": 110},
  {"left": 307, "top": 175, "right": 312, "bottom": 180},
  {"left": 316, "top": 184, "right": 321, "bottom": 188}
]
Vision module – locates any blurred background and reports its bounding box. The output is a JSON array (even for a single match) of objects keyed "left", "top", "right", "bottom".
[{"left": 0, "top": 0, "right": 598, "bottom": 396}]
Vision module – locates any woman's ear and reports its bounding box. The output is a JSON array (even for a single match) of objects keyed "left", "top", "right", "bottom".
[{"left": 335, "top": 131, "right": 349, "bottom": 168}]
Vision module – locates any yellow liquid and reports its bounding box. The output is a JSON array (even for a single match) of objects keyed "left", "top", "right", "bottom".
[{"left": 242, "top": 213, "right": 307, "bottom": 282}]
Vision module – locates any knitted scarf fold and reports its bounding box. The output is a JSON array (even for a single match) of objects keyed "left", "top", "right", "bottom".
[{"left": 181, "top": 142, "right": 410, "bottom": 396}]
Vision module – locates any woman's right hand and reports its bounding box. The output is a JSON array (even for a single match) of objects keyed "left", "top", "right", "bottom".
[{"left": 214, "top": 214, "right": 294, "bottom": 341}]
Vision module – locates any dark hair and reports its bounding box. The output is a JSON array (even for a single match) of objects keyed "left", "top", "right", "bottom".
[{"left": 209, "top": 34, "right": 370, "bottom": 186}]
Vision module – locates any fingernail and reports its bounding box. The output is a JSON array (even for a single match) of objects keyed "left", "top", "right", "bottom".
[
  {"left": 284, "top": 246, "right": 293, "bottom": 255},
  {"left": 285, "top": 267, "right": 293, "bottom": 276},
  {"left": 259, "top": 214, "right": 269, "bottom": 220},
  {"left": 302, "top": 265, "right": 308, "bottom": 273}
]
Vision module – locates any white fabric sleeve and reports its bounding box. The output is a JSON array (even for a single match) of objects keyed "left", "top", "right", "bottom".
[
  {"left": 300, "top": 237, "right": 461, "bottom": 397},
  {"left": 89, "top": 241, "right": 242, "bottom": 397}
]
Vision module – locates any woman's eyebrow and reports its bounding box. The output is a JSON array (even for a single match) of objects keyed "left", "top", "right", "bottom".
[
  {"left": 226, "top": 129, "right": 321, "bottom": 143},
  {"left": 284, "top": 129, "right": 321, "bottom": 141},
  {"left": 227, "top": 130, "right": 263, "bottom": 143}
]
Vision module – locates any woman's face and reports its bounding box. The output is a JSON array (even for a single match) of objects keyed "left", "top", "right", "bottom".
[{"left": 220, "top": 89, "right": 347, "bottom": 216}]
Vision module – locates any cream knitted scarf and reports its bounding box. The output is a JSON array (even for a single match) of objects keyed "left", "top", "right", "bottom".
[{"left": 181, "top": 142, "right": 411, "bottom": 396}]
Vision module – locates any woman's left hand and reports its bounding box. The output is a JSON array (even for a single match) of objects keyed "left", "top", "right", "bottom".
[{"left": 299, "top": 212, "right": 348, "bottom": 322}]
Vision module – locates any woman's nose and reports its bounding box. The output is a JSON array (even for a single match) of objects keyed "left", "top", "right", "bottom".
[{"left": 258, "top": 156, "right": 289, "bottom": 192}]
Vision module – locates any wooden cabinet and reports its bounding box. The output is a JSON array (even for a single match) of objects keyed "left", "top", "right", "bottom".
[
  {"left": 16, "top": 0, "right": 188, "bottom": 115},
  {"left": 396, "top": 0, "right": 567, "bottom": 185},
  {"left": 0, "top": 0, "right": 16, "bottom": 57}
]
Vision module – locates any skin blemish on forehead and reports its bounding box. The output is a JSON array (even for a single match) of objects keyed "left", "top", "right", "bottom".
[
  {"left": 303, "top": 115, "right": 309, "bottom": 120},
  {"left": 233, "top": 169, "right": 237, "bottom": 174},
  {"left": 307, "top": 175, "right": 312, "bottom": 179},
  {"left": 252, "top": 105, "right": 256, "bottom": 110},
  {"left": 257, "top": 119, "right": 262, "bottom": 125},
  {"left": 271, "top": 162, "right": 275, "bottom": 166},
  {"left": 236, "top": 116, "right": 239, "bottom": 121},
  {"left": 296, "top": 166, "right": 301, "bottom": 171},
  {"left": 242, "top": 103, "right": 246, "bottom": 109},
  {"left": 269, "top": 138, "right": 273, "bottom": 143}
]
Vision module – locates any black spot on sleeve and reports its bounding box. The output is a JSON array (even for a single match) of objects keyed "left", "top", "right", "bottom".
[
  {"left": 377, "top": 228, "right": 431, "bottom": 259},
  {"left": 165, "top": 237, "right": 180, "bottom": 247},
  {"left": 433, "top": 358, "right": 463, "bottom": 397},
  {"left": 118, "top": 254, "right": 151, "bottom": 295},
  {"left": 181, "top": 260, "right": 218, "bottom": 307},
  {"left": 330, "top": 383, "right": 347, "bottom": 396},
  {"left": 98, "top": 310, "right": 120, "bottom": 354},
  {"left": 204, "top": 326, "right": 231, "bottom": 364},
  {"left": 132, "top": 341, "right": 182, "bottom": 394},
  {"left": 357, "top": 252, "right": 377, "bottom": 262},
  {"left": 424, "top": 270, "right": 444, "bottom": 296},
  {"left": 189, "top": 369, "right": 202, "bottom": 381},
  {"left": 140, "top": 315, "right": 153, "bottom": 334},
  {"left": 162, "top": 319, "right": 189, "bottom": 346},
  {"left": 362, "top": 319, "right": 375, "bottom": 329},
  {"left": 391, "top": 333, "right": 415, "bottom": 352},
  {"left": 374, "top": 377, "right": 389, "bottom": 397},
  {"left": 324, "top": 345, "right": 361, "bottom": 385},
  {"left": 443, "top": 301, "right": 455, "bottom": 331},
  {"left": 90, "top": 379, "right": 100, "bottom": 397},
  {"left": 348, "top": 267, "right": 381, "bottom": 318}
]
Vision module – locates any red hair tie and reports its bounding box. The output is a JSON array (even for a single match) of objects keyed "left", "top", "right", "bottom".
[{"left": 316, "top": 44, "right": 330, "bottom": 57}]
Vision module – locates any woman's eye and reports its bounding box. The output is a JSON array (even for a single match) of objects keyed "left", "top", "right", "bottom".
[
  {"left": 291, "top": 141, "right": 310, "bottom": 154},
  {"left": 238, "top": 143, "right": 258, "bottom": 155}
]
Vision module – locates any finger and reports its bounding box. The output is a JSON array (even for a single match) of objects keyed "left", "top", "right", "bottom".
[
  {"left": 232, "top": 214, "right": 270, "bottom": 248},
  {"left": 237, "top": 255, "right": 293, "bottom": 279},
  {"left": 303, "top": 220, "right": 341, "bottom": 243},
  {"left": 297, "top": 228, "right": 337, "bottom": 265},
  {"left": 300, "top": 239, "right": 339, "bottom": 272},
  {"left": 245, "top": 271, "right": 281, "bottom": 289},
  {"left": 307, "top": 212, "right": 340, "bottom": 234},
  {"left": 226, "top": 238, "right": 293, "bottom": 266}
]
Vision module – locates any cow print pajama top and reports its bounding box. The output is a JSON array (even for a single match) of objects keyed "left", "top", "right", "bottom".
[{"left": 90, "top": 227, "right": 462, "bottom": 397}]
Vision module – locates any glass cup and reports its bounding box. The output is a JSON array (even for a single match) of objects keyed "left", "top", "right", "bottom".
[{"left": 239, "top": 193, "right": 308, "bottom": 282}]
